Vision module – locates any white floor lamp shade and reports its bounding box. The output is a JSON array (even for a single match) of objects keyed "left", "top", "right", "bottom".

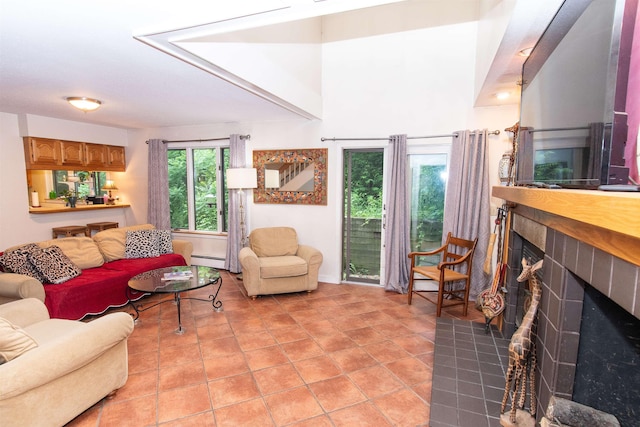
[{"left": 226, "top": 168, "right": 257, "bottom": 190}]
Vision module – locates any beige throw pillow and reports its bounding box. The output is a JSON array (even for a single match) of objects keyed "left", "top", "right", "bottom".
[
  {"left": 0, "top": 317, "right": 38, "bottom": 364},
  {"left": 38, "top": 237, "right": 104, "bottom": 270}
]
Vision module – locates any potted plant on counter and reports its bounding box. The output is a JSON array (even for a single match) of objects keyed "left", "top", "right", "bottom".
[{"left": 61, "top": 190, "right": 78, "bottom": 208}]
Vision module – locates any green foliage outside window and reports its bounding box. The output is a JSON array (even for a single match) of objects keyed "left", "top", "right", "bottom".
[
  {"left": 168, "top": 147, "right": 229, "bottom": 232},
  {"left": 168, "top": 150, "right": 188, "bottom": 229},
  {"left": 193, "top": 149, "right": 217, "bottom": 231},
  {"left": 344, "top": 151, "right": 383, "bottom": 218},
  {"left": 411, "top": 164, "right": 445, "bottom": 252}
]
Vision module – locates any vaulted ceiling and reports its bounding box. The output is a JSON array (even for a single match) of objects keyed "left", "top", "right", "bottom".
[{"left": 0, "top": 0, "right": 562, "bottom": 130}]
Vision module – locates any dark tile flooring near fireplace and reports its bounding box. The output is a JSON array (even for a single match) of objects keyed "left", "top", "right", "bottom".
[{"left": 429, "top": 319, "right": 511, "bottom": 427}]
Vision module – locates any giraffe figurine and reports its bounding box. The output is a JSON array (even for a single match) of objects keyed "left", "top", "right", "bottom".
[{"left": 501, "top": 258, "right": 543, "bottom": 423}]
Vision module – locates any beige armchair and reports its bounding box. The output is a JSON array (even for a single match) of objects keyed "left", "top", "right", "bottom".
[
  {"left": 239, "top": 227, "right": 323, "bottom": 299},
  {"left": 0, "top": 298, "right": 134, "bottom": 426}
]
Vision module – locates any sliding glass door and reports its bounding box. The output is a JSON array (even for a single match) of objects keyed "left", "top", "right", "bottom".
[
  {"left": 341, "top": 142, "right": 449, "bottom": 284},
  {"left": 342, "top": 149, "right": 384, "bottom": 284}
]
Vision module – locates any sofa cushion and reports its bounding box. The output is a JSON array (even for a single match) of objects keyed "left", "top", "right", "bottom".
[
  {"left": 29, "top": 246, "right": 81, "bottom": 284},
  {"left": 0, "top": 317, "right": 38, "bottom": 363},
  {"left": 93, "top": 224, "right": 155, "bottom": 262},
  {"left": 0, "top": 244, "right": 46, "bottom": 282},
  {"left": 250, "top": 227, "right": 298, "bottom": 257},
  {"left": 258, "top": 256, "right": 308, "bottom": 279},
  {"left": 38, "top": 237, "right": 104, "bottom": 270}
]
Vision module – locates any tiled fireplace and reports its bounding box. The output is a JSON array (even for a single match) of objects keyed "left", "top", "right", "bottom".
[{"left": 495, "top": 188, "right": 640, "bottom": 425}]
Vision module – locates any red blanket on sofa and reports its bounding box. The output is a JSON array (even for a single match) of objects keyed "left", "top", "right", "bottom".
[{"left": 44, "top": 253, "right": 186, "bottom": 320}]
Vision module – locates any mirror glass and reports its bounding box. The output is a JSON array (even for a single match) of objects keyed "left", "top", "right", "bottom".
[{"left": 264, "top": 162, "right": 316, "bottom": 191}]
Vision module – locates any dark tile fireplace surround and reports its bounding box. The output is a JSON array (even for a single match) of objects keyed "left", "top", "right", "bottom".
[
  {"left": 429, "top": 211, "right": 640, "bottom": 426},
  {"left": 430, "top": 188, "right": 640, "bottom": 426},
  {"left": 500, "top": 214, "right": 640, "bottom": 424}
]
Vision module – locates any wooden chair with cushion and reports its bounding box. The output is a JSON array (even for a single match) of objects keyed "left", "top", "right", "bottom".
[{"left": 407, "top": 232, "right": 478, "bottom": 317}]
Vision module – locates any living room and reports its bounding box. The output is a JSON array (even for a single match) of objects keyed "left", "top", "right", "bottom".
[{"left": 3, "top": 0, "right": 639, "bottom": 426}]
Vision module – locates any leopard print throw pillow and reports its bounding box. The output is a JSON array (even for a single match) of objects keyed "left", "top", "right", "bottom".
[
  {"left": 0, "top": 243, "right": 47, "bottom": 282},
  {"left": 125, "top": 230, "right": 160, "bottom": 259},
  {"left": 28, "top": 246, "right": 81, "bottom": 284}
]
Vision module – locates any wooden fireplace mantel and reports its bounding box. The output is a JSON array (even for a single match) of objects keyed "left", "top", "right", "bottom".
[{"left": 492, "top": 186, "right": 640, "bottom": 266}]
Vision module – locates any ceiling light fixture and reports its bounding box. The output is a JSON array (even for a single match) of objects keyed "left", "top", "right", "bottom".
[
  {"left": 495, "top": 92, "right": 511, "bottom": 100},
  {"left": 66, "top": 97, "right": 102, "bottom": 112},
  {"left": 519, "top": 47, "right": 534, "bottom": 57}
]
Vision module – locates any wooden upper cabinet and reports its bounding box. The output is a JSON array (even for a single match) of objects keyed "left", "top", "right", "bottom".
[
  {"left": 23, "top": 137, "right": 126, "bottom": 171},
  {"left": 59, "top": 140, "right": 84, "bottom": 167},
  {"left": 107, "top": 146, "right": 126, "bottom": 170},
  {"left": 25, "top": 137, "right": 59, "bottom": 167},
  {"left": 84, "top": 143, "right": 107, "bottom": 169}
]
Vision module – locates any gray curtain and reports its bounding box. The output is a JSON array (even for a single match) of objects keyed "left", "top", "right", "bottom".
[
  {"left": 147, "top": 139, "right": 170, "bottom": 229},
  {"left": 384, "top": 134, "right": 411, "bottom": 293},
  {"left": 224, "top": 134, "right": 246, "bottom": 273},
  {"left": 442, "top": 130, "right": 491, "bottom": 299}
]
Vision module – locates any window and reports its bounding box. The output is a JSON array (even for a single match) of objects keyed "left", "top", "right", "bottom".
[
  {"left": 167, "top": 145, "right": 230, "bottom": 233},
  {"left": 408, "top": 144, "right": 449, "bottom": 264},
  {"left": 53, "top": 171, "right": 107, "bottom": 199}
]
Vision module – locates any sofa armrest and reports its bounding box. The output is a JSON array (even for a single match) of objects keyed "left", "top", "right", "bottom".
[
  {"left": 0, "top": 273, "right": 46, "bottom": 305},
  {"left": 0, "top": 312, "right": 134, "bottom": 400},
  {"left": 296, "top": 245, "right": 323, "bottom": 267},
  {"left": 172, "top": 240, "right": 193, "bottom": 265},
  {"left": 0, "top": 298, "right": 50, "bottom": 328},
  {"left": 238, "top": 247, "right": 260, "bottom": 295}
]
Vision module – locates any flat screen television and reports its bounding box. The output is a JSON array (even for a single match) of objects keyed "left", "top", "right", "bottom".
[{"left": 516, "top": 0, "right": 638, "bottom": 189}]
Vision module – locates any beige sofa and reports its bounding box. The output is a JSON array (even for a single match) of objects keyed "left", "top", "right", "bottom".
[
  {"left": 0, "top": 298, "right": 134, "bottom": 426},
  {"left": 239, "top": 227, "right": 323, "bottom": 299}
]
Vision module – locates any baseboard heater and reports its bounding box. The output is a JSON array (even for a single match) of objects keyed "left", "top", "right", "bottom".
[{"left": 192, "top": 254, "right": 225, "bottom": 261}]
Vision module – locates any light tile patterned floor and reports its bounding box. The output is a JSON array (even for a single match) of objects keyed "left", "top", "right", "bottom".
[{"left": 66, "top": 271, "right": 485, "bottom": 427}]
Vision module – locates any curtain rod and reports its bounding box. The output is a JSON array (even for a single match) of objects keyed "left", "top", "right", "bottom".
[
  {"left": 320, "top": 130, "right": 500, "bottom": 142},
  {"left": 145, "top": 134, "right": 251, "bottom": 144}
]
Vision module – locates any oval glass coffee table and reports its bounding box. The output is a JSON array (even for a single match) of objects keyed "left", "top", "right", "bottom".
[{"left": 127, "top": 265, "right": 222, "bottom": 334}]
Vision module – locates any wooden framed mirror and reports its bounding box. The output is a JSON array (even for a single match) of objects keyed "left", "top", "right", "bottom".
[{"left": 253, "top": 148, "right": 327, "bottom": 205}]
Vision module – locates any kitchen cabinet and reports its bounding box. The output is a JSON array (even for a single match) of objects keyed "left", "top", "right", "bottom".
[
  {"left": 24, "top": 137, "right": 59, "bottom": 167},
  {"left": 84, "top": 143, "right": 107, "bottom": 169},
  {"left": 59, "top": 140, "right": 84, "bottom": 167},
  {"left": 23, "top": 137, "right": 126, "bottom": 171},
  {"left": 107, "top": 145, "right": 126, "bottom": 170}
]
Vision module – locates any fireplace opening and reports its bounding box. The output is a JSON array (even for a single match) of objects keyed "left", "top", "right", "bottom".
[{"left": 573, "top": 283, "right": 640, "bottom": 426}]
